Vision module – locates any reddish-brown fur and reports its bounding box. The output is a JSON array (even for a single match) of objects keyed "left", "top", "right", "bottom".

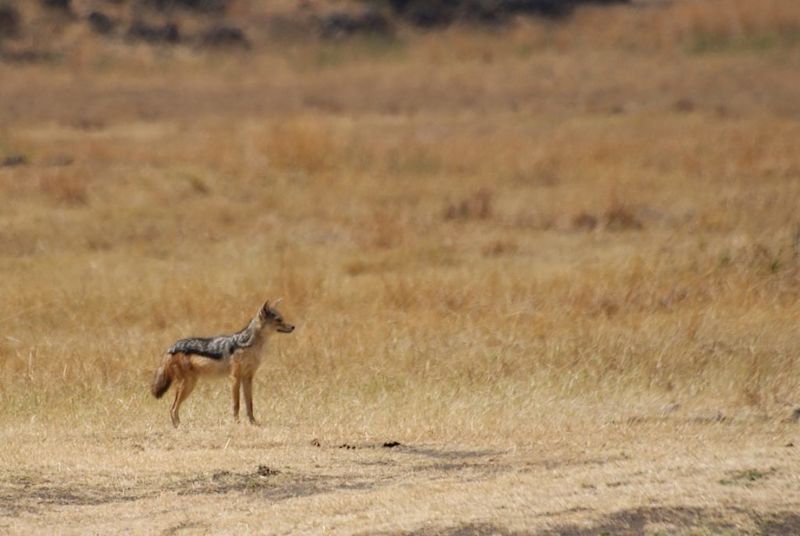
[{"left": 151, "top": 362, "right": 172, "bottom": 398}]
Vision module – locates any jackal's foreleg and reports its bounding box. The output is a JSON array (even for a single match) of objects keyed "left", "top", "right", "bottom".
[
  {"left": 242, "top": 376, "right": 258, "bottom": 425},
  {"left": 230, "top": 375, "right": 241, "bottom": 423}
]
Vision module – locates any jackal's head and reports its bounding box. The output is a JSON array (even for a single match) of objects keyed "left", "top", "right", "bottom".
[{"left": 259, "top": 299, "right": 295, "bottom": 334}]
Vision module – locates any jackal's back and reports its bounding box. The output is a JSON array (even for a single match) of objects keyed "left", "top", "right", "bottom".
[{"left": 167, "top": 336, "right": 236, "bottom": 360}]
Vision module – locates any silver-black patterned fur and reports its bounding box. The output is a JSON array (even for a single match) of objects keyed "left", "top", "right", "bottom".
[{"left": 167, "top": 320, "right": 273, "bottom": 360}]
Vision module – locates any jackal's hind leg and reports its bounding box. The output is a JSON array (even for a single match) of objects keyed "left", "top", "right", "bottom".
[{"left": 170, "top": 376, "right": 197, "bottom": 428}]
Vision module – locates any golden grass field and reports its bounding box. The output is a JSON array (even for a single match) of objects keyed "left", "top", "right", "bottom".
[{"left": 2, "top": 0, "right": 800, "bottom": 533}]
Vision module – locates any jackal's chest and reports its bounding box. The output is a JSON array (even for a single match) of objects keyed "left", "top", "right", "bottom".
[{"left": 230, "top": 342, "right": 267, "bottom": 374}]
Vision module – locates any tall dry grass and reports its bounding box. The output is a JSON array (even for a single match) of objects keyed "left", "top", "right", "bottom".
[{"left": 1, "top": 0, "right": 799, "bottom": 446}]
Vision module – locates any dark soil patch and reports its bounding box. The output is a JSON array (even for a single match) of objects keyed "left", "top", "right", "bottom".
[
  {"left": 386, "top": 506, "right": 800, "bottom": 535},
  {"left": 396, "top": 523, "right": 527, "bottom": 535},
  {"left": 174, "top": 465, "right": 376, "bottom": 501},
  {"left": 0, "top": 474, "right": 147, "bottom": 516},
  {"left": 0, "top": 464, "right": 385, "bottom": 518},
  {"left": 161, "top": 520, "right": 210, "bottom": 536},
  {"left": 539, "top": 506, "right": 739, "bottom": 535},
  {"left": 755, "top": 511, "right": 800, "bottom": 535}
]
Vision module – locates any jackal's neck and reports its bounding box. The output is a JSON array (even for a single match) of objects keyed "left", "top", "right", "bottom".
[
  {"left": 248, "top": 315, "right": 263, "bottom": 332},
  {"left": 243, "top": 314, "right": 271, "bottom": 344}
]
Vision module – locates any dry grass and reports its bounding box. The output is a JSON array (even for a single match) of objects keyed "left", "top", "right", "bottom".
[{"left": 2, "top": 0, "right": 800, "bottom": 533}]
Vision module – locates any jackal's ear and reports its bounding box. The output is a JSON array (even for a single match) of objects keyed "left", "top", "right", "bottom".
[
  {"left": 262, "top": 300, "right": 270, "bottom": 312},
  {"left": 272, "top": 298, "right": 283, "bottom": 307}
]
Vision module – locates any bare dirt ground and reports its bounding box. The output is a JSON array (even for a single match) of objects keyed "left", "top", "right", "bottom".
[{"left": 2, "top": 415, "right": 800, "bottom": 534}]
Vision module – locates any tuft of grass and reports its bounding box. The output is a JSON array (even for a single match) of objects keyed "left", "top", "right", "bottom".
[
  {"left": 39, "top": 170, "right": 89, "bottom": 206},
  {"left": 443, "top": 189, "right": 493, "bottom": 221},
  {"left": 261, "top": 120, "right": 339, "bottom": 178}
]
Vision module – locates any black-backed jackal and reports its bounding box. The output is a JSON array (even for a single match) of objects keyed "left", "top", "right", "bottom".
[{"left": 151, "top": 300, "right": 294, "bottom": 427}]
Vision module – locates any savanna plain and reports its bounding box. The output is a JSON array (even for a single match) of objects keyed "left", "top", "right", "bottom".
[{"left": 2, "top": 0, "right": 800, "bottom": 533}]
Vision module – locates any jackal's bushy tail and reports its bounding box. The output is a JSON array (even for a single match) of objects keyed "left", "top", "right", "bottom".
[{"left": 151, "top": 355, "right": 173, "bottom": 398}]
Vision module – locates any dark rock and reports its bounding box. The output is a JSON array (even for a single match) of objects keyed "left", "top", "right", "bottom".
[
  {"left": 319, "top": 9, "right": 394, "bottom": 39},
  {"left": 139, "top": 0, "right": 231, "bottom": 14},
  {"left": 197, "top": 25, "right": 250, "bottom": 49},
  {"left": 385, "top": 0, "right": 631, "bottom": 27},
  {"left": 87, "top": 11, "right": 115, "bottom": 35},
  {"left": 388, "top": 0, "right": 459, "bottom": 28},
  {"left": 40, "top": 0, "right": 71, "bottom": 11},
  {"left": 510, "top": 0, "right": 632, "bottom": 18},
  {"left": 41, "top": 0, "right": 70, "bottom": 8},
  {"left": 126, "top": 21, "right": 179, "bottom": 44}
]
